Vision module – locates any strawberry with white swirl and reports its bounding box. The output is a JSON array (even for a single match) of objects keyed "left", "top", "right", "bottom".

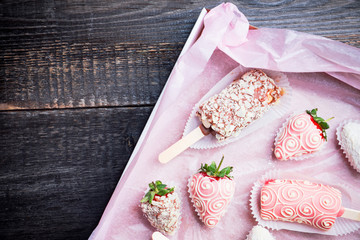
[
  {"left": 274, "top": 108, "right": 333, "bottom": 160},
  {"left": 260, "top": 179, "right": 360, "bottom": 230},
  {"left": 188, "top": 156, "right": 235, "bottom": 228}
]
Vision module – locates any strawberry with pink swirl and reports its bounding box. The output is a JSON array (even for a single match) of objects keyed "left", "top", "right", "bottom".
[
  {"left": 274, "top": 108, "right": 333, "bottom": 160},
  {"left": 188, "top": 156, "right": 235, "bottom": 228},
  {"left": 260, "top": 179, "right": 344, "bottom": 230}
]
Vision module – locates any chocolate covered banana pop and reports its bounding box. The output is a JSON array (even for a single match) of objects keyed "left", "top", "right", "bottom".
[
  {"left": 197, "top": 69, "right": 283, "bottom": 141},
  {"left": 159, "top": 69, "right": 283, "bottom": 163}
]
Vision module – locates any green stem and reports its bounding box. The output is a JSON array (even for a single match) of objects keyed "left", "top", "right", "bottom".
[
  {"left": 216, "top": 155, "right": 224, "bottom": 173},
  {"left": 152, "top": 181, "right": 158, "bottom": 193},
  {"left": 325, "top": 117, "right": 334, "bottom": 122}
]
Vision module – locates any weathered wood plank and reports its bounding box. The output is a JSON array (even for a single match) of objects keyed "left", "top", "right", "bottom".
[
  {"left": 1, "top": 0, "right": 359, "bottom": 110},
  {"left": 0, "top": 42, "right": 181, "bottom": 110},
  {"left": 0, "top": 1, "right": 359, "bottom": 239},
  {"left": 0, "top": 106, "right": 152, "bottom": 239},
  {"left": 0, "top": 0, "right": 359, "bottom": 45}
]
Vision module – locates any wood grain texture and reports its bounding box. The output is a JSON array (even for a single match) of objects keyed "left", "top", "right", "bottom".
[
  {"left": 0, "top": 42, "right": 181, "bottom": 110},
  {"left": 0, "top": 1, "right": 359, "bottom": 239},
  {"left": 1, "top": 0, "right": 359, "bottom": 110},
  {"left": 0, "top": 107, "right": 152, "bottom": 239}
]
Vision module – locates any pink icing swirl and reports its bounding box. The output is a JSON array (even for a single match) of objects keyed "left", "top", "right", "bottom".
[
  {"left": 277, "top": 124, "right": 288, "bottom": 143},
  {"left": 189, "top": 174, "right": 198, "bottom": 192},
  {"left": 295, "top": 179, "right": 322, "bottom": 191},
  {"left": 192, "top": 196, "right": 206, "bottom": 215},
  {"left": 261, "top": 186, "right": 278, "bottom": 209},
  {"left": 313, "top": 215, "right": 336, "bottom": 230},
  {"left": 260, "top": 179, "right": 342, "bottom": 231},
  {"left": 277, "top": 184, "right": 304, "bottom": 203},
  {"left": 302, "top": 128, "right": 323, "bottom": 151},
  {"left": 188, "top": 173, "right": 235, "bottom": 228},
  {"left": 313, "top": 191, "right": 341, "bottom": 213},
  {"left": 220, "top": 179, "right": 235, "bottom": 198},
  {"left": 203, "top": 215, "right": 219, "bottom": 228},
  {"left": 275, "top": 113, "right": 325, "bottom": 160},
  {"left": 288, "top": 113, "right": 311, "bottom": 135},
  {"left": 208, "top": 198, "right": 227, "bottom": 214},
  {"left": 297, "top": 201, "right": 317, "bottom": 219},
  {"left": 197, "top": 174, "right": 220, "bottom": 199}
]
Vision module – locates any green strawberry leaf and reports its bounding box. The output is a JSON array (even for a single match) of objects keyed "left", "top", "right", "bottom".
[
  {"left": 209, "top": 162, "right": 217, "bottom": 172},
  {"left": 218, "top": 169, "right": 226, "bottom": 178},
  {"left": 158, "top": 189, "right": 169, "bottom": 196},
  {"left": 157, "top": 184, "right": 167, "bottom": 190},
  {"left": 198, "top": 155, "right": 233, "bottom": 179},
  {"left": 140, "top": 180, "right": 175, "bottom": 204},
  {"left": 140, "top": 196, "right": 148, "bottom": 203},
  {"left": 319, "top": 121, "right": 329, "bottom": 129},
  {"left": 323, "top": 130, "right": 328, "bottom": 141},
  {"left": 140, "top": 191, "right": 151, "bottom": 203},
  {"left": 149, "top": 182, "right": 155, "bottom": 190},
  {"left": 313, "top": 117, "right": 324, "bottom": 122},
  {"left": 226, "top": 167, "right": 233, "bottom": 175},
  {"left": 149, "top": 191, "right": 155, "bottom": 204},
  {"left": 306, "top": 108, "right": 333, "bottom": 141}
]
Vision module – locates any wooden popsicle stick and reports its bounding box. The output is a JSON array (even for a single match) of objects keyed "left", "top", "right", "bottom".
[
  {"left": 152, "top": 231, "right": 169, "bottom": 240},
  {"left": 158, "top": 125, "right": 210, "bottom": 164},
  {"left": 341, "top": 208, "right": 360, "bottom": 221}
]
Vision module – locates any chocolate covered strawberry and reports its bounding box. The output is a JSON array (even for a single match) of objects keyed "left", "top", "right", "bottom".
[
  {"left": 140, "top": 180, "right": 181, "bottom": 235},
  {"left": 188, "top": 156, "right": 235, "bottom": 228},
  {"left": 274, "top": 108, "right": 333, "bottom": 160}
]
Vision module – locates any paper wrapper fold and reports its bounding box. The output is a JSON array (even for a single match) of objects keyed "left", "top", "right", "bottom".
[{"left": 90, "top": 3, "right": 360, "bottom": 240}]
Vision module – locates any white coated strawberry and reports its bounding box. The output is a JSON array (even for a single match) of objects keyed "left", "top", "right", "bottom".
[
  {"left": 274, "top": 108, "right": 332, "bottom": 161},
  {"left": 188, "top": 156, "right": 235, "bottom": 228},
  {"left": 140, "top": 181, "right": 181, "bottom": 235},
  {"left": 337, "top": 121, "right": 360, "bottom": 173},
  {"left": 246, "top": 225, "right": 275, "bottom": 240}
]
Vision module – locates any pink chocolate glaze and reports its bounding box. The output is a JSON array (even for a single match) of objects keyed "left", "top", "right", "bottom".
[
  {"left": 274, "top": 113, "right": 325, "bottom": 160},
  {"left": 260, "top": 179, "right": 342, "bottom": 231},
  {"left": 188, "top": 172, "right": 235, "bottom": 228}
]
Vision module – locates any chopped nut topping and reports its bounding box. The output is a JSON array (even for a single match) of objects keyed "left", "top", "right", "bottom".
[
  {"left": 141, "top": 192, "right": 181, "bottom": 235},
  {"left": 197, "top": 69, "right": 283, "bottom": 141}
]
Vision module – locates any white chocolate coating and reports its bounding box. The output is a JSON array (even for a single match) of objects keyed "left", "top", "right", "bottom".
[
  {"left": 340, "top": 122, "right": 360, "bottom": 173},
  {"left": 141, "top": 192, "right": 181, "bottom": 235},
  {"left": 197, "top": 70, "right": 283, "bottom": 141}
]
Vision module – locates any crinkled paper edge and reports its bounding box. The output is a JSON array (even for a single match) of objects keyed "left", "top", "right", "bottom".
[
  {"left": 336, "top": 119, "right": 360, "bottom": 173},
  {"left": 249, "top": 170, "right": 360, "bottom": 236},
  {"left": 183, "top": 65, "right": 292, "bottom": 149},
  {"left": 272, "top": 111, "right": 327, "bottom": 161}
]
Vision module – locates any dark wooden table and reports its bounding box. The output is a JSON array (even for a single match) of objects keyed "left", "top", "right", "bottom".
[{"left": 1, "top": 1, "right": 359, "bottom": 239}]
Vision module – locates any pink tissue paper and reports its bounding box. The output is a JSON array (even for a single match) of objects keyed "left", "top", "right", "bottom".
[{"left": 90, "top": 3, "right": 360, "bottom": 240}]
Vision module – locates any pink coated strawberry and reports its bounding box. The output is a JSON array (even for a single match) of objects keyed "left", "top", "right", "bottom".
[
  {"left": 140, "top": 181, "right": 181, "bottom": 235},
  {"left": 188, "top": 156, "right": 235, "bottom": 228},
  {"left": 274, "top": 108, "right": 333, "bottom": 160}
]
